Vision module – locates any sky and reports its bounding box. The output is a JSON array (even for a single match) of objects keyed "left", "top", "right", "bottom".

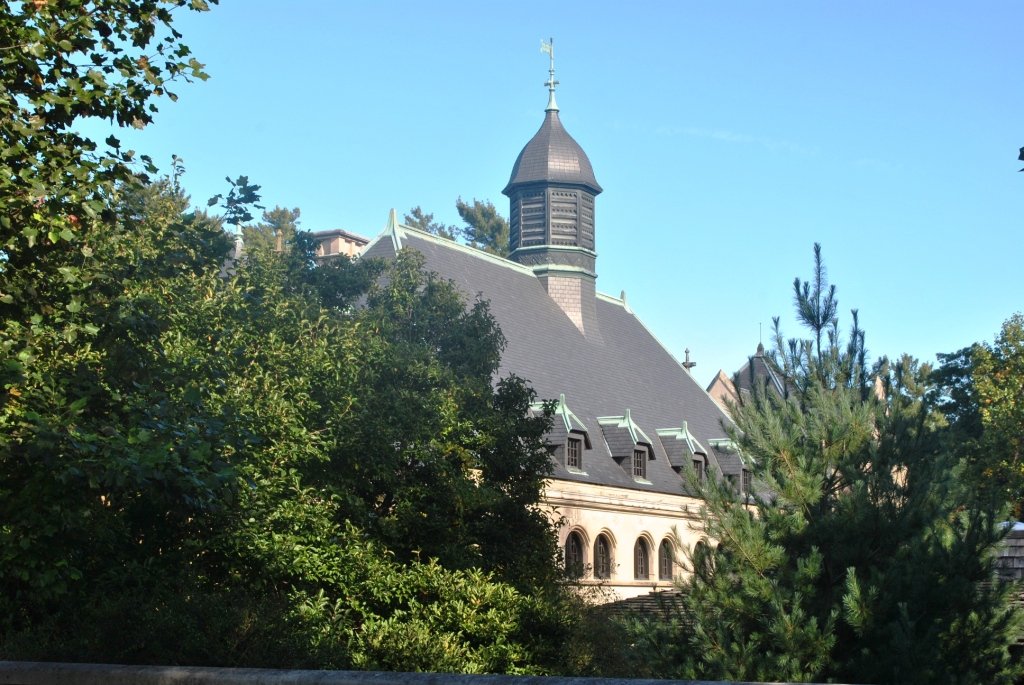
[{"left": 85, "top": 1, "right": 1023, "bottom": 387}]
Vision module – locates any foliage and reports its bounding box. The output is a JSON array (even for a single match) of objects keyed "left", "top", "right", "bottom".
[
  {"left": 404, "top": 199, "right": 510, "bottom": 257},
  {"left": 667, "top": 245, "right": 1018, "bottom": 683},
  {"left": 0, "top": 0, "right": 217, "bottom": 614},
  {"left": 935, "top": 314, "right": 1024, "bottom": 515},
  {"left": 1, "top": 3, "right": 570, "bottom": 669},
  {"left": 1, "top": 174, "right": 569, "bottom": 671},
  {"left": 456, "top": 197, "right": 509, "bottom": 257},
  {"left": 403, "top": 206, "right": 457, "bottom": 240},
  {"left": 241, "top": 205, "right": 301, "bottom": 254}
]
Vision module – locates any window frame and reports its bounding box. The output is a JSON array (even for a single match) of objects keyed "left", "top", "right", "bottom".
[
  {"left": 566, "top": 436, "right": 583, "bottom": 470},
  {"left": 564, "top": 531, "right": 585, "bottom": 578},
  {"left": 634, "top": 538, "right": 650, "bottom": 580},
  {"left": 594, "top": 535, "right": 612, "bottom": 580},
  {"left": 632, "top": 447, "right": 647, "bottom": 480},
  {"left": 658, "top": 539, "right": 674, "bottom": 580}
]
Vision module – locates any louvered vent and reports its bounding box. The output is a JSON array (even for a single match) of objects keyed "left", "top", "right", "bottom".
[
  {"left": 550, "top": 189, "right": 579, "bottom": 246},
  {"left": 509, "top": 196, "right": 521, "bottom": 249},
  {"left": 580, "top": 193, "right": 595, "bottom": 250},
  {"left": 520, "top": 191, "right": 547, "bottom": 246}
]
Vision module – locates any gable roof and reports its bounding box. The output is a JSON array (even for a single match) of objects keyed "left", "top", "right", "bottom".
[
  {"left": 362, "top": 222, "right": 735, "bottom": 497},
  {"left": 707, "top": 342, "right": 794, "bottom": 414}
]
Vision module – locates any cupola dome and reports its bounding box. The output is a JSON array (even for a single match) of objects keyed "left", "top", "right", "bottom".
[{"left": 503, "top": 110, "right": 602, "bottom": 194}]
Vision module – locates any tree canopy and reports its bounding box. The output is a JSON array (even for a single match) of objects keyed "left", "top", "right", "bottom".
[
  {"left": 404, "top": 199, "right": 510, "bottom": 257},
  {"left": 935, "top": 313, "right": 1024, "bottom": 515},
  {"left": 456, "top": 198, "right": 509, "bottom": 257},
  {"left": 0, "top": 2, "right": 572, "bottom": 672},
  {"left": 655, "top": 246, "right": 1019, "bottom": 683}
]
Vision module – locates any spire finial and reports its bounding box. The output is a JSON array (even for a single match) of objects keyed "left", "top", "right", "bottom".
[{"left": 540, "top": 37, "right": 559, "bottom": 112}]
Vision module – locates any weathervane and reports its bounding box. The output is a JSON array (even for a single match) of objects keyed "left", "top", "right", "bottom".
[{"left": 540, "top": 37, "right": 559, "bottom": 111}]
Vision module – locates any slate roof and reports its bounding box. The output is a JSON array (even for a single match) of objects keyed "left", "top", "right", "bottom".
[
  {"left": 536, "top": 394, "right": 592, "bottom": 449},
  {"left": 503, "top": 110, "right": 602, "bottom": 194},
  {"left": 656, "top": 421, "right": 707, "bottom": 471},
  {"left": 362, "top": 222, "right": 736, "bottom": 498}
]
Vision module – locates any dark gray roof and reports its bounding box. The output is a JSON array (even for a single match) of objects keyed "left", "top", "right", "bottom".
[
  {"left": 734, "top": 343, "right": 790, "bottom": 399},
  {"left": 503, "top": 110, "right": 602, "bottom": 194},
  {"left": 362, "top": 225, "right": 734, "bottom": 497}
]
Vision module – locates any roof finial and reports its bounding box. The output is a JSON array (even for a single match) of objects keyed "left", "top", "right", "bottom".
[{"left": 540, "top": 37, "right": 559, "bottom": 112}]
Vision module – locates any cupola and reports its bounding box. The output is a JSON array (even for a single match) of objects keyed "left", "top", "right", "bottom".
[{"left": 503, "top": 40, "right": 602, "bottom": 336}]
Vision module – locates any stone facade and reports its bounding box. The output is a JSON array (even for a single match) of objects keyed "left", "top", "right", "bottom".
[{"left": 546, "top": 480, "right": 704, "bottom": 599}]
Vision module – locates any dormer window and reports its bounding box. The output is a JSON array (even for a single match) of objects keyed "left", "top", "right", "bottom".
[
  {"left": 657, "top": 420, "right": 709, "bottom": 487},
  {"left": 598, "top": 409, "right": 655, "bottom": 484},
  {"left": 710, "top": 437, "right": 752, "bottom": 497},
  {"left": 532, "top": 393, "right": 591, "bottom": 474}
]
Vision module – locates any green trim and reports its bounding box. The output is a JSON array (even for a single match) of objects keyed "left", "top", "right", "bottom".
[
  {"left": 395, "top": 223, "right": 538, "bottom": 276},
  {"left": 709, "top": 437, "right": 750, "bottom": 465},
  {"left": 511, "top": 244, "right": 597, "bottom": 258},
  {"left": 656, "top": 420, "right": 707, "bottom": 457},
  {"left": 530, "top": 264, "right": 598, "bottom": 279},
  {"left": 532, "top": 393, "right": 591, "bottom": 447},
  {"left": 597, "top": 408, "right": 653, "bottom": 446}
]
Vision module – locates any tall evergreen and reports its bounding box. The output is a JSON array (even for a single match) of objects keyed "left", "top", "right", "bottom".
[{"left": 673, "top": 245, "right": 1017, "bottom": 683}]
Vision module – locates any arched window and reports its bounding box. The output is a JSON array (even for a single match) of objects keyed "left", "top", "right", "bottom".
[
  {"left": 659, "top": 539, "right": 674, "bottom": 580},
  {"left": 693, "top": 539, "right": 714, "bottom": 582},
  {"left": 594, "top": 534, "right": 612, "bottom": 579},
  {"left": 564, "top": 531, "right": 584, "bottom": 578},
  {"left": 634, "top": 538, "right": 650, "bottom": 580}
]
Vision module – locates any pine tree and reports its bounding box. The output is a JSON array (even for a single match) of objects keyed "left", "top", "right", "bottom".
[
  {"left": 403, "top": 206, "right": 457, "bottom": 240},
  {"left": 674, "top": 245, "right": 1018, "bottom": 683},
  {"left": 242, "top": 206, "right": 301, "bottom": 254},
  {"left": 456, "top": 197, "right": 509, "bottom": 257}
]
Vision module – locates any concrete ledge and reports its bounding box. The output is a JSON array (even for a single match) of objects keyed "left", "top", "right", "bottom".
[{"left": 0, "top": 661, "right": 792, "bottom": 685}]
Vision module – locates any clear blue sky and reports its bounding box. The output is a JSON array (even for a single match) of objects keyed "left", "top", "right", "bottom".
[{"left": 88, "top": 1, "right": 1023, "bottom": 387}]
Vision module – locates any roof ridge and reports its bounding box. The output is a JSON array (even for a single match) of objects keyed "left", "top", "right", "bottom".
[{"left": 387, "top": 223, "right": 540, "bottom": 276}]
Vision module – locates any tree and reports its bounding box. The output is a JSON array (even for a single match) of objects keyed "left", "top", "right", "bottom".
[
  {"left": 1, "top": 176, "right": 570, "bottom": 671},
  {"left": 242, "top": 205, "right": 301, "bottom": 253},
  {"left": 974, "top": 314, "right": 1024, "bottom": 494},
  {"left": 936, "top": 314, "right": 1024, "bottom": 515},
  {"left": 456, "top": 197, "right": 509, "bottom": 257},
  {"left": 0, "top": 2, "right": 573, "bottom": 670},
  {"left": 667, "top": 246, "right": 1017, "bottom": 683},
  {"left": 404, "top": 200, "right": 511, "bottom": 257},
  {"left": 403, "top": 206, "right": 457, "bottom": 240},
  {"left": 1, "top": 0, "right": 216, "bottom": 616}
]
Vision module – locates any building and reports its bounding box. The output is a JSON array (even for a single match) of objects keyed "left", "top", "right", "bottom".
[
  {"left": 311, "top": 228, "right": 369, "bottom": 262},
  {"left": 361, "top": 60, "right": 746, "bottom": 600},
  {"left": 706, "top": 341, "right": 790, "bottom": 414}
]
